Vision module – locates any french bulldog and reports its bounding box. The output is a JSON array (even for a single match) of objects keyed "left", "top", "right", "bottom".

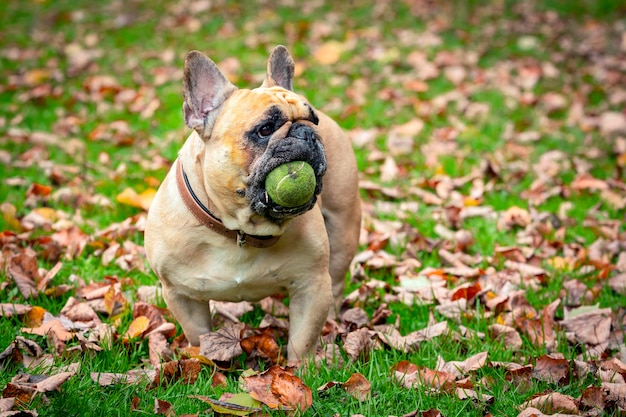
[{"left": 144, "top": 45, "right": 361, "bottom": 363}]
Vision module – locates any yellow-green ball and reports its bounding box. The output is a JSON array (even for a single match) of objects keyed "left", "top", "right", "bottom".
[{"left": 265, "top": 161, "right": 316, "bottom": 208}]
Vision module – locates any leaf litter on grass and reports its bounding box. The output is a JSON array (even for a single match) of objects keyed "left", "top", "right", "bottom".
[{"left": 1, "top": 0, "right": 626, "bottom": 416}]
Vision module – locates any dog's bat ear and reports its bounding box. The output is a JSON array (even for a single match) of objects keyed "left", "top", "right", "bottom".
[
  {"left": 262, "top": 45, "right": 295, "bottom": 91},
  {"left": 183, "top": 50, "right": 237, "bottom": 137}
]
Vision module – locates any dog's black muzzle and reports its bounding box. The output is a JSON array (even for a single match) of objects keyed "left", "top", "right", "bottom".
[{"left": 245, "top": 121, "right": 326, "bottom": 223}]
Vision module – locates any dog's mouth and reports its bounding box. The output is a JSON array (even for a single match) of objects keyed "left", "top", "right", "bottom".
[{"left": 245, "top": 121, "right": 326, "bottom": 223}]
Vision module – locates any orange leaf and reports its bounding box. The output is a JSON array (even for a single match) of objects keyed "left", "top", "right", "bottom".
[
  {"left": 103, "top": 285, "right": 116, "bottom": 316},
  {"left": 243, "top": 366, "right": 312, "bottom": 412},
  {"left": 313, "top": 41, "right": 344, "bottom": 65},
  {"left": 25, "top": 306, "right": 47, "bottom": 327},
  {"left": 26, "top": 182, "right": 52, "bottom": 197},
  {"left": 124, "top": 316, "right": 150, "bottom": 340},
  {"left": 116, "top": 187, "right": 156, "bottom": 211}
]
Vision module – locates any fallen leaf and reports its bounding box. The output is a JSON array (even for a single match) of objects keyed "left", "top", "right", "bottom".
[
  {"left": 456, "top": 387, "right": 494, "bottom": 403},
  {"left": 240, "top": 327, "right": 281, "bottom": 364},
  {"left": 343, "top": 327, "right": 374, "bottom": 361},
  {"left": 343, "top": 372, "right": 371, "bottom": 401},
  {"left": 21, "top": 318, "right": 74, "bottom": 341},
  {"left": 522, "top": 392, "right": 579, "bottom": 414},
  {"left": 560, "top": 307, "right": 612, "bottom": 346},
  {"left": 602, "top": 382, "right": 626, "bottom": 409},
  {"left": 116, "top": 187, "right": 156, "bottom": 211},
  {"left": 199, "top": 322, "right": 245, "bottom": 362},
  {"left": 154, "top": 398, "right": 175, "bottom": 417},
  {"left": 0, "top": 303, "right": 33, "bottom": 317},
  {"left": 123, "top": 316, "right": 150, "bottom": 340},
  {"left": 532, "top": 354, "right": 570, "bottom": 385},
  {"left": 313, "top": 40, "right": 345, "bottom": 65},
  {"left": 90, "top": 369, "right": 157, "bottom": 386},
  {"left": 155, "top": 359, "right": 201, "bottom": 386},
  {"left": 437, "top": 351, "right": 488, "bottom": 378},
  {"left": 488, "top": 324, "right": 523, "bottom": 350},
  {"left": 7, "top": 249, "right": 40, "bottom": 298},
  {"left": 190, "top": 393, "right": 261, "bottom": 416},
  {"left": 242, "top": 365, "right": 312, "bottom": 412}
]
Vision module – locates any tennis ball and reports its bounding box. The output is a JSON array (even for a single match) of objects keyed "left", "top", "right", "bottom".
[{"left": 265, "top": 161, "right": 316, "bottom": 208}]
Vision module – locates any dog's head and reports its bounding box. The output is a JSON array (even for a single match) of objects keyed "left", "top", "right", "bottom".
[{"left": 181, "top": 46, "right": 326, "bottom": 235}]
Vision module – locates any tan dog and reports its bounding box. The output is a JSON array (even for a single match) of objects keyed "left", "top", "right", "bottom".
[{"left": 144, "top": 46, "right": 361, "bottom": 362}]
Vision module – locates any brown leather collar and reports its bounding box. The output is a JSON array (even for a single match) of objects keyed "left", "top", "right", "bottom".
[{"left": 175, "top": 159, "right": 281, "bottom": 248}]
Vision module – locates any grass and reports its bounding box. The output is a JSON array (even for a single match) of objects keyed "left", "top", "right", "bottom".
[{"left": 1, "top": 0, "right": 625, "bottom": 416}]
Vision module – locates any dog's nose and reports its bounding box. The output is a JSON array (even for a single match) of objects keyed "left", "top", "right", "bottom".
[{"left": 289, "top": 123, "right": 316, "bottom": 143}]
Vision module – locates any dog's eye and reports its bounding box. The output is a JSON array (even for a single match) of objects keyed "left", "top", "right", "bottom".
[{"left": 257, "top": 123, "right": 274, "bottom": 138}]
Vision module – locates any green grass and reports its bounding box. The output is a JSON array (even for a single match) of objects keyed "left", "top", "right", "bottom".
[{"left": 1, "top": 0, "right": 625, "bottom": 416}]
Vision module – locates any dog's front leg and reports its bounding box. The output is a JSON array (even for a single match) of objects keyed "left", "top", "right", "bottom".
[
  {"left": 286, "top": 275, "right": 333, "bottom": 364},
  {"left": 162, "top": 285, "right": 212, "bottom": 345}
]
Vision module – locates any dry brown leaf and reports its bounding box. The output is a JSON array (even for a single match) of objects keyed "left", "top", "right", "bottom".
[
  {"left": 242, "top": 365, "right": 312, "bottom": 412},
  {"left": 598, "top": 111, "right": 626, "bottom": 135},
  {"left": 343, "top": 327, "right": 374, "bottom": 361},
  {"left": 343, "top": 372, "right": 371, "bottom": 401},
  {"left": 155, "top": 359, "right": 201, "bottom": 387},
  {"left": 560, "top": 307, "right": 612, "bottom": 346},
  {"left": 37, "top": 261, "right": 62, "bottom": 292},
  {"left": 394, "top": 361, "right": 456, "bottom": 392},
  {"left": 516, "top": 406, "right": 579, "bottom": 417},
  {"left": 522, "top": 392, "right": 579, "bottom": 415},
  {"left": 91, "top": 369, "right": 157, "bottom": 386},
  {"left": 580, "top": 385, "right": 606, "bottom": 410},
  {"left": 602, "top": 382, "right": 626, "bottom": 409},
  {"left": 455, "top": 387, "right": 494, "bottom": 403},
  {"left": 34, "top": 370, "right": 77, "bottom": 392},
  {"left": 489, "top": 324, "right": 523, "bottom": 350},
  {"left": 148, "top": 332, "right": 173, "bottom": 366},
  {"left": 608, "top": 273, "right": 626, "bottom": 295},
  {"left": 154, "top": 398, "right": 175, "bottom": 417},
  {"left": 570, "top": 173, "right": 609, "bottom": 191},
  {"left": 60, "top": 297, "right": 101, "bottom": 325},
  {"left": 532, "top": 354, "right": 570, "bottom": 385},
  {"left": 240, "top": 327, "right": 281, "bottom": 364},
  {"left": 257, "top": 297, "right": 289, "bottom": 317},
  {"left": 341, "top": 307, "right": 370, "bottom": 329},
  {"left": 7, "top": 249, "right": 40, "bottom": 298},
  {"left": 0, "top": 397, "right": 16, "bottom": 413},
  {"left": 437, "top": 351, "right": 488, "bottom": 378},
  {"left": 0, "top": 303, "right": 32, "bottom": 317},
  {"left": 497, "top": 206, "right": 531, "bottom": 230},
  {"left": 199, "top": 322, "right": 245, "bottom": 362},
  {"left": 21, "top": 318, "right": 74, "bottom": 341}
]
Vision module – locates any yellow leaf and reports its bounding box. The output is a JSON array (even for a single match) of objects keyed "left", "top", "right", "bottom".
[
  {"left": 463, "top": 197, "right": 481, "bottom": 207},
  {"left": 547, "top": 256, "right": 571, "bottom": 270},
  {"left": 103, "top": 285, "right": 116, "bottom": 316},
  {"left": 137, "top": 188, "right": 156, "bottom": 210},
  {"left": 30, "top": 207, "right": 59, "bottom": 222},
  {"left": 116, "top": 187, "right": 156, "bottom": 211},
  {"left": 124, "top": 316, "right": 150, "bottom": 340},
  {"left": 23, "top": 68, "right": 52, "bottom": 86},
  {"left": 0, "top": 202, "right": 21, "bottom": 231},
  {"left": 313, "top": 41, "right": 344, "bottom": 65}
]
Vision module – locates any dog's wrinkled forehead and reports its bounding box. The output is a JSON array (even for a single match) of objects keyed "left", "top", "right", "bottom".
[
  {"left": 259, "top": 86, "right": 318, "bottom": 123},
  {"left": 225, "top": 86, "right": 318, "bottom": 129}
]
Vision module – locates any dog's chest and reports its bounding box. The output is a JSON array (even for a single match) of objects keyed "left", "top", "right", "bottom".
[{"left": 173, "top": 244, "right": 295, "bottom": 302}]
